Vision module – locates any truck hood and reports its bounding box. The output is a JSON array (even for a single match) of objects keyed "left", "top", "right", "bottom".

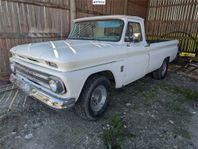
[{"left": 10, "top": 40, "right": 124, "bottom": 71}]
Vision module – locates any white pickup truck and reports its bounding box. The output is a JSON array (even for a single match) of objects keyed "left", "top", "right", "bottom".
[{"left": 10, "top": 15, "right": 178, "bottom": 120}]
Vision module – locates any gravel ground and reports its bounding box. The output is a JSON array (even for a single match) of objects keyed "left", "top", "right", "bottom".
[{"left": 0, "top": 67, "right": 197, "bottom": 149}]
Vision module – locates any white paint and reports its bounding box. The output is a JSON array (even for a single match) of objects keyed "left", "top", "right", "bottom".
[
  {"left": 28, "top": 43, "right": 31, "bottom": 52},
  {"left": 90, "top": 41, "right": 102, "bottom": 48},
  {"left": 50, "top": 41, "right": 59, "bottom": 58},
  {"left": 92, "top": 0, "right": 106, "bottom": 5},
  {"left": 64, "top": 41, "right": 77, "bottom": 54}
]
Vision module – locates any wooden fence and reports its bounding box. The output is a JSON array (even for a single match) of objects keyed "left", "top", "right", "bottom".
[
  {"left": 0, "top": 0, "right": 148, "bottom": 76},
  {"left": 76, "top": 0, "right": 148, "bottom": 18},
  {"left": 146, "top": 0, "right": 198, "bottom": 56},
  {"left": 0, "top": 0, "right": 70, "bottom": 75},
  {"left": 128, "top": 0, "right": 149, "bottom": 19}
]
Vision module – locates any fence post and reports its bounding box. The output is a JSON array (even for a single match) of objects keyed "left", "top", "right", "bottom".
[
  {"left": 70, "top": 0, "right": 76, "bottom": 29},
  {"left": 124, "top": 0, "right": 128, "bottom": 15}
]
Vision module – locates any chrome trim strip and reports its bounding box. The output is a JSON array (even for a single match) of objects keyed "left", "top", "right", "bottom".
[{"left": 69, "top": 60, "right": 123, "bottom": 72}]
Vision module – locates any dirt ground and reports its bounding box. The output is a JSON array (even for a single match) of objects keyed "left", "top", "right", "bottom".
[{"left": 0, "top": 65, "right": 197, "bottom": 149}]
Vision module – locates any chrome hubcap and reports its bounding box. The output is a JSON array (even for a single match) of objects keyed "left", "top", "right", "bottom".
[{"left": 90, "top": 85, "right": 107, "bottom": 112}]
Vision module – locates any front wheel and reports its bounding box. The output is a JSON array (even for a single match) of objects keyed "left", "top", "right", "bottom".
[
  {"left": 152, "top": 58, "right": 169, "bottom": 80},
  {"left": 74, "top": 75, "right": 112, "bottom": 121}
]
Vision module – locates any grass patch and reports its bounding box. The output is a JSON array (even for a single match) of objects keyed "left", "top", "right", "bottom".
[
  {"left": 155, "top": 83, "right": 197, "bottom": 114},
  {"left": 142, "top": 87, "right": 160, "bottom": 106},
  {"left": 162, "top": 84, "right": 198, "bottom": 102},
  {"left": 141, "top": 83, "right": 197, "bottom": 113},
  {"left": 164, "top": 101, "right": 189, "bottom": 115},
  {"left": 142, "top": 87, "right": 158, "bottom": 99},
  {"left": 180, "top": 129, "right": 191, "bottom": 139},
  {"left": 172, "top": 87, "right": 198, "bottom": 102},
  {"left": 175, "top": 128, "right": 191, "bottom": 139},
  {"left": 102, "top": 116, "right": 136, "bottom": 149}
]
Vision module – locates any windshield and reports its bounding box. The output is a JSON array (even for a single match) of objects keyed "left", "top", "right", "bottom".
[{"left": 68, "top": 19, "right": 124, "bottom": 42}]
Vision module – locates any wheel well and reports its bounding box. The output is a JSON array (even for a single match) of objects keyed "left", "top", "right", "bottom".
[
  {"left": 166, "top": 56, "right": 170, "bottom": 62},
  {"left": 86, "top": 71, "right": 116, "bottom": 88}
]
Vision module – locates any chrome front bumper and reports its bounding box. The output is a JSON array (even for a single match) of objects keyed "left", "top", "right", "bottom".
[{"left": 10, "top": 74, "right": 75, "bottom": 110}]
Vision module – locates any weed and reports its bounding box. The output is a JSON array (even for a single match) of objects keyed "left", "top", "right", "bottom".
[{"left": 102, "top": 116, "right": 136, "bottom": 149}]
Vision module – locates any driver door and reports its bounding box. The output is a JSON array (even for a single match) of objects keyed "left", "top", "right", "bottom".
[{"left": 123, "top": 22, "right": 149, "bottom": 85}]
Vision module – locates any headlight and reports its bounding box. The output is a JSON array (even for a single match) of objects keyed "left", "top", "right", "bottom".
[
  {"left": 49, "top": 77, "right": 66, "bottom": 94},
  {"left": 49, "top": 80, "right": 58, "bottom": 92}
]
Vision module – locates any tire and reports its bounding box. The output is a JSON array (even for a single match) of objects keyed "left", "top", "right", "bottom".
[
  {"left": 74, "top": 75, "right": 112, "bottom": 121},
  {"left": 152, "top": 58, "right": 169, "bottom": 80}
]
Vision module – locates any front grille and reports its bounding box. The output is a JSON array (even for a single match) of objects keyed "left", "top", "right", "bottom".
[
  {"left": 15, "top": 63, "right": 50, "bottom": 89},
  {"left": 15, "top": 54, "right": 40, "bottom": 63}
]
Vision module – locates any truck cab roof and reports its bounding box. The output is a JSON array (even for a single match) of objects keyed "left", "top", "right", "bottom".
[{"left": 73, "top": 15, "right": 144, "bottom": 22}]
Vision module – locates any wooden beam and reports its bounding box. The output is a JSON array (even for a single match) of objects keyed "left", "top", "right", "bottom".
[
  {"left": 0, "top": 32, "right": 68, "bottom": 39},
  {"left": 1, "top": 0, "right": 70, "bottom": 10},
  {"left": 124, "top": 0, "right": 128, "bottom": 15},
  {"left": 76, "top": 8, "right": 106, "bottom": 16},
  {"left": 70, "top": 0, "right": 76, "bottom": 29}
]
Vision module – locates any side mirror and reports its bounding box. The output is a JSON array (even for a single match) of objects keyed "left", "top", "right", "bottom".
[
  {"left": 125, "top": 30, "right": 134, "bottom": 42},
  {"left": 133, "top": 33, "right": 141, "bottom": 43},
  {"left": 126, "top": 32, "right": 141, "bottom": 43},
  {"left": 132, "top": 36, "right": 139, "bottom": 43},
  {"left": 128, "top": 35, "right": 134, "bottom": 42}
]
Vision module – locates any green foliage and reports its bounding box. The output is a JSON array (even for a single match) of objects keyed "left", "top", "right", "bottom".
[
  {"left": 175, "top": 128, "right": 191, "bottom": 139},
  {"left": 142, "top": 87, "right": 158, "bottom": 99},
  {"left": 163, "top": 84, "right": 198, "bottom": 102},
  {"left": 172, "top": 86, "right": 198, "bottom": 102},
  {"left": 102, "top": 116, "right": 136, "bottom": 149},
  {"left": 164, "top": 101, "right": 189, "bottom": 114}
]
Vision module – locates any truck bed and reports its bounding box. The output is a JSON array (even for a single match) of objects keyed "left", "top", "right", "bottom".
[{"left": 147, "top": 39, "right": 169, "bottom": 44}]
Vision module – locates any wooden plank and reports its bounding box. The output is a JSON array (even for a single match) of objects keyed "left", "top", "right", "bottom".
[
  {"left": 149, "top": 1, "right": 198, "bottom": 8},
  {"left": 76, "top": 7, "right": 105, "bottom": 15},
  {"left": 1, "top": 0, "right": 70, "bottom": 10}
]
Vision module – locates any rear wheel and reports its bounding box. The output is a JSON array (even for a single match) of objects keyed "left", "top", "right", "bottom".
[
  {"left": 74, "top": 75, "right": 112, "bottom": 121},
  {"left": 152, "top": 58, "right": 169, "bottom": 80}
]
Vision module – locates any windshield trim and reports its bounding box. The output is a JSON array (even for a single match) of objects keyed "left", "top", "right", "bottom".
[{"left": 68, "top": 19, "right": 125, "bottom": 42}]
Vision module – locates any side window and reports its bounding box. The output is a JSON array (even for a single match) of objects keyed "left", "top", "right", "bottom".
[{"left": 125, "top": 22, "right": 143, "bottom": 42}]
